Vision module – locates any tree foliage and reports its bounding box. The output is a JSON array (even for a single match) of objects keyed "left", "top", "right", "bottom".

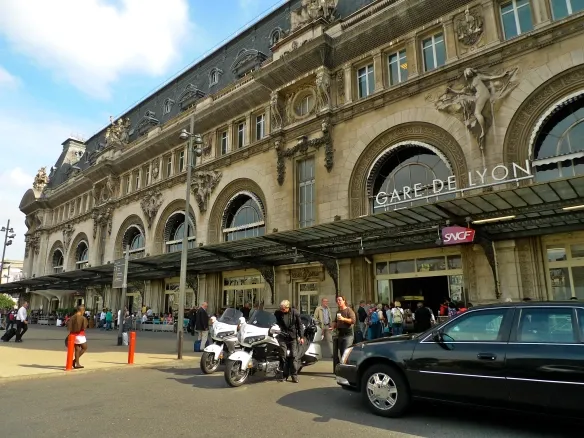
[{"left": 0, "top": 294, "right": 16, "bottom": 310}]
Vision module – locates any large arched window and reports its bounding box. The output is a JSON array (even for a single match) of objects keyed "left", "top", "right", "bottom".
[
  {"left": 222, "top": 193, "right": 265, "bottom": 241},
  {"left": 123, "top": 226, "right": 146, "bottom": 259},
  {"left": 164, "top": 212, "right": 196, "bottom": 253},
  {"left": 52, "top": 249, "right": 64, "bottom": 273},
  {"left": 370, "top": 144, "right": 454, "bottom": 213},
  {"left": 75, "top": 241, "right": 89, "bottom": 270},
  {"left": 532, "top": 93, "right": 584, "bottom": 182}
]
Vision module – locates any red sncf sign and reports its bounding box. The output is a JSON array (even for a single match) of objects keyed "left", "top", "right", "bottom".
[{"left": 441, "top": 226, "right": 475, "bottom": 245}]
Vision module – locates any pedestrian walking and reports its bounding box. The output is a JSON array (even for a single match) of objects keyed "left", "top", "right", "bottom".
[
  {"left": 67, "top": 305, "right": 88, "bottom": 369},
  {"left": 275, "top": 300, "right": 304, "bottom": 383},
  {"left": 15, "top": 301, "right": 29, "bottom": 343},
  {"left": 390, "top": 301, "right": 405, "bottom": 336},
  {"left": 333, "top": 296, "right": 356, "bottom": 370},
  {"left": 195, "top": 302, "right": 209, "bottom": 350}
]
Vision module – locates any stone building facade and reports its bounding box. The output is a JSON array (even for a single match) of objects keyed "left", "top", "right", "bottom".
[{"left": 7, "top": 0, "right": 584, "bottom": 316}]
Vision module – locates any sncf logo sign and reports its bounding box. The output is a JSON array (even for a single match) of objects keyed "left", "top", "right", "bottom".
[{"left": 441, "top": 226, "right": 475, "bottom": 245}]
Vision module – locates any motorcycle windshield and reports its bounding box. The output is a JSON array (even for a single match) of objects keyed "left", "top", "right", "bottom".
[
  {"left": 218, "top": 308, "right": 243, "bottom": 325},
  {"left": 247, "top": 310, "right": 277, "bottom": 328}
]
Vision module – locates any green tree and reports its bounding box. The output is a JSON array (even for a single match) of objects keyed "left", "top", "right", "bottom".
[{"left": 0, "top": 294, "right": 16, "bottom": 310}]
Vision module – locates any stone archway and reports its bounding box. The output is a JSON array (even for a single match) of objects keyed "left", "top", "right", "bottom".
[
  {"left": 47, "top": 240, "right": 64, "bottom": 274},
  {"left": 207, "top": 179, "right": 268, "bottom": 244},
  {"left": 504, "top": 64, "right": 584, "bottom": 165},
  {"left": 68, "top": 233, "right": 89, "bottom": 271},
  {"left": 114, "top": 215, "right": 146, "bottom": 259},
  {"left": 152, "top": 200, "right": 197, "bottom": 255},
  {"left": 348, "top": 122, "right": 469, "bottom": 218}
]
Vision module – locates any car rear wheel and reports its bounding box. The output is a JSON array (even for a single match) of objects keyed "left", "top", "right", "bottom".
[{"left": 361, "top": 363, "right": 410, "bottom": 418}]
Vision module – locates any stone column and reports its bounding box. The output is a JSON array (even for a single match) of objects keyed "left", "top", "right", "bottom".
[
  {"left": 405, "top": 37, "right": 419, "bottom": 79},
  {"left": 246, "top": 112, "right": 252, "bottom": 145},
  {"left": 444, "top": 18, "right": 459, "bottom": 63},
  {"left": 373, "top": 50, "right": 384, "bottom": 93},
  {"left": 532, "top": 0, "right": 551, "bottom": 28},
  {"left": 343, "top": 63, "right": 353, "bottom": 105},
  {"left": 481, "top": 0, "right": 501, "bottom": 46}
]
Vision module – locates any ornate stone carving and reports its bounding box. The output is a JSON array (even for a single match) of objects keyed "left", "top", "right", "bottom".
[
  {"left": 33, "top": 167, "right": 49, "bottom": 191},
  {"left": 430, "top": 67, "right": 518, "bottom": 150},
  {"left": 455, "top": 6, "right": 484, "bottom": 47},
  {"left": 186, "top": 274, "right": 199, "bottom": 304},
  {"left": 336, "top": 70, "right": 345, "bottom": 105},
  {"left": 348, "top": 123, "right": 469, "bottom": 219},
  {"left": 92, "top": 205, "right": 113, "bottom": 239},
  {"left": 202, "top": 133, "right": 212, "bottom": 156},
  {"left": 258, "top": 266, "right": 275, "bottom": 305},
  {"left": 292, "top": 0, "right": 337, "bottom": 30},
  {"left": 24, "top": 231, "right": 41, "bottom": 258},
  {"left": 105, "top": 116, "right": 131, "bottom": 148},
  {"left": 287, "top": 266, "right": 323, "bottom": 283},
  {"left": 152, "top": 158, "right": 160, "bottom": 180},
  {"left": 315, "top": 67, "right": 331, "bottom": 112},
  {"left": 25, "top": 212, "right": 42, "bottom": 232},
  {"left": 275, "top": 120, "right": 334, "bottom": 185},
  {"left": 62, "top": 223, "right": 75, "bottom": 254},
  {"left": 191, "top": 170, "right": 222, "bottom": 213},
  {"left": 270, "top": 91, "right": 283, "bottom": 131},
  {"left": 140, "top": 188, "right": 163, "bottom": 229}
]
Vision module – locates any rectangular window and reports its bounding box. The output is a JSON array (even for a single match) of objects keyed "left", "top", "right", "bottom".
[
  {"left": 357, "top": 64, "right": 375, "bottom": 99},
  {"left": 255, "top": 114, "right": 265, "bottom": 141},
  {"left": 237, "top": 122, "right": 246, "bottom": 149},
  {"left": 124, "top": 175, "right": 130, "bottom": 195},
  {"left": 422, "top": 33, "right": 446, "bottom": 72},
  {"left": 165, "top": 155, "right": 172, "bottom": 178},
  {"left": 134, "top": 171, "right": 140, "bottom": 191},
  {"left": 142, "top": 166, "right": 150, "bottom": 187},
  {"left": 516, "top": 307, "right": 576, "bottom": 344},
  {"left": 220, "top": 130, "right": 228, "bottom": 155},
  {"left": 298, "top": 158, "right": 316, "bottom": 228},
  {"left": 500, "top": 0, "right": 533, "bottom": 40},
  {"left": 551, "top": 0, "right": 584, "bottom": 20},
  {"left": 388, "top": 50, "right": 408, "bottom": 86},
  {"left": 177, "top": 150, "right": 185, "bottom": 172}
]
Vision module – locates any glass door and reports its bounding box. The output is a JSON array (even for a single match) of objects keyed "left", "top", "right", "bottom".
[{"left": 298, "top": 282, "right": 319, "bottom": 315}]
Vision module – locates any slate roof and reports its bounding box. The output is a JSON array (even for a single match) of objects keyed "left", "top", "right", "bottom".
[{"left": 45, "top": 0, "right": 376, "bottom": 191}]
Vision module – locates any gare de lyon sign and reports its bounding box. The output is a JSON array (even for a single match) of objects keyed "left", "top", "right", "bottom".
[{"left": 374, "top": 161, "right": 534, "bottom": 246}]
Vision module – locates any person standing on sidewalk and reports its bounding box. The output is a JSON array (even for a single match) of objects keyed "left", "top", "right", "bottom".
[
  {"left": 15, "top": 301, "right": 29, "bottom": 343},
  {"left": 333, "top": 296, "right": 356, "bottom": 369},
  {"left": 195, "top": 302, "right": 209, "bottom": 350},
  {"left": 67, "top": 305, "right": 88, "bottom": 369},
  {"left": 313, "top": 298, "right": 333, "bottom": 358}
]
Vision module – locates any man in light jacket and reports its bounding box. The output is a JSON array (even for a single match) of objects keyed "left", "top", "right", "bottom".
[{"left": 313, "top": 298, "right": 333, "bottom": 358}]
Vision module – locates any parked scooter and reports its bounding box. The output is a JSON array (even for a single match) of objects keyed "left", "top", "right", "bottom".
[
  {"left": 223, "top": 310, "right": 322, "bottom": 387},
  {"left": 200, "top": 308, "right": 242, "bottom": 374}
]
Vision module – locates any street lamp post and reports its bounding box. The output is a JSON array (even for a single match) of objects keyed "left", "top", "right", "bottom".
[
  {"left": 1, "top": 220, "right": 16, "bottom": 284},
  {"left": 177, "top": 117, "right": 203, "bottom": 359}
]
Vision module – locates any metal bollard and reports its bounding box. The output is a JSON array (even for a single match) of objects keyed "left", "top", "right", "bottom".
[
  {"left": 65, "top": 334, "right": 75, "bottom": 371},
  {"left": 128, "top": 331, "right": 136, "bottom": 364}
]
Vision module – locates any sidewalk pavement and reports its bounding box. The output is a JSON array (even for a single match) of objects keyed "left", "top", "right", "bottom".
[{"left": 0, "top": 326, "right": 202, "bottom": 381}]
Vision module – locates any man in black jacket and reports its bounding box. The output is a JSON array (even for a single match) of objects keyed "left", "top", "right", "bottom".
[
  {"left": 194, "top": 302, "right": 209, "bottom": 350},
  {"left": 274, "top": 299, "right": 304, "bottom": 383}
]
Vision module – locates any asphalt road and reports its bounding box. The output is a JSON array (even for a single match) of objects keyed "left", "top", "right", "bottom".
[{"left": 1, "top": 363, "right": 578, "bottom": 438}]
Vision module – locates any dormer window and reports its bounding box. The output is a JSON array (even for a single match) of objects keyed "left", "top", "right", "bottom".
[
  {"left": 209, "top": 68, "right": 223, "bottom": 87},
  {"left": 270, "top": 28, "right": 282, "bottom": 46},
  {"left": 163, "top": 99, "right": 175, "bottom": 115}
]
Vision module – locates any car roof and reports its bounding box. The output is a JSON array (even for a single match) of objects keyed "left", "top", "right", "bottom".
[{"left": 471, "top": 301, "right": 582, "bottom": 310}]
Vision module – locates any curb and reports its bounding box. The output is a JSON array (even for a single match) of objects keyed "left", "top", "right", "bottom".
[{"left": 0, "top": 356, "right": 201, "bottom": 384}]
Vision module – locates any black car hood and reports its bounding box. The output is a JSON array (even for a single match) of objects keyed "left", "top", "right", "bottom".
[{"left": 359, "top": 334, "right": 418, "bottom": 346}]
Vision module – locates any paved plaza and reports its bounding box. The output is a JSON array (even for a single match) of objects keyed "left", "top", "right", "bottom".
[{"left": 0, "top": 325, "right": 199, "bottom": 380}]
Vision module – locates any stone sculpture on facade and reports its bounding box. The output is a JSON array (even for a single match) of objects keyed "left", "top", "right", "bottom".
[
  {"left": 456, "top": 7, "right": 484, "bottom": 47},
  {"left": 336, "top": 70, "right": 345, "bottom": 105},
  {"left": 103, "top": 175, "right": 119, "bottom": 201},
  {"left": 92, "top": 206, "right": 113, "bottom": 239},
  {"left": 316, "top": 68, "right": 331, "bottom": 111},
  {"left": 191, "top": 170, "right": 223, "bottom": 213},
  {"left": 62, "top": 223, "right": 75, "bottom": 254},
  {"left": 292, "top": 0, "right": 337, "bottom": 30},
  {"left": 431, "top": 67, "right": 518, "bottom": 150},
  {"left": 270, "top": 91, "right": 283, "bottom": 131},
  {"left": 151, "top": 158, "right": 160, "bottom": 180},
  {"left": 140, "top": 188, "right": 163, "bottom": 229},
  {"left": 202, "top": 133, "right": 212, "bottom": 156},
  {"left": 24, "top": 231, "right": 41, "bottom": 258},
  {"left": 32, "top": 167, "right": 49, "bottom": 192},
  {"left": 105, "top": 116, "right": 131, "bottom": 148}
]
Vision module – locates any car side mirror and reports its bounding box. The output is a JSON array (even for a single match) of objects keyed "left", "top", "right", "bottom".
[{"left": 432, "top": 330, "right": 444, "bottom": 343}]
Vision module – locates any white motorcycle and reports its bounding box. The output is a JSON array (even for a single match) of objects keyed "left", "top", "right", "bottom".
[
  {"left": 200, "top": 308, "right": 242, "bottom": 374},
  {"left": 223, "top": 310, "right": 322, "bottom": 387}
]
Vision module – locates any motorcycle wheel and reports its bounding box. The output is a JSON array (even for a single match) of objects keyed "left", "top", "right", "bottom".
[
  {"left": 224, "top": 360, "right": 249, "bottom": 387},
  {"left": 200, "top": 351, "right": 220, "bottom": 374}
]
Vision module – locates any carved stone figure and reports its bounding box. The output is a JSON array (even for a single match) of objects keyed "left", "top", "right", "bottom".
[
  {"left": 152, "top": 158, "right": 160, "bottom": 180},
  {"left": 284, "top": 92, "right": 296, "bottom": 125},
  {"left": 270, "top": 91, "right": 283, "bottom": 131},
  {"left": 140, "top": 188, "right": 163, "bottom": 229},
  {"left": 336, "top": 70, "right": 345, "bottom": 105},
  {"left": 316, "top": 68, "right": 331, "bottom": 111},
  {"left": 202, "top": 133, "right": 212, "bottom": 156},
  {"left": 456, "top": 7, "right": 484, "bottom": 47},
  {"left": 105, "top": 116, "right": 131, "bottom": 148},
  {"left": 24, "top": 232, "right": 41, "bottom": 258},
  {"left": 92, "top": 206, "right": 113, "bottom": 238},
  {"left": 292, "top": 0, "right": 337, "bottom": 30},
  {"left": 92, "top": 184, "right": 102, "bottom": 204},
  {"left": 432, "top": 67, "right": 518, "bottom": 150},
  {"left": 103, "top": 175, "right": 119, "bottom": 201},
  {"left": 191, "top": 170, "right": 222, "bottom": 213},
  {"left": 25, "top": 212, "right": 42, "bottom": 232},
  {"left": 33, "top": 167, "right": 49, "bottom": 192},
  {"left": 62, "top": 223, "right": 75, "bottom": 254}
]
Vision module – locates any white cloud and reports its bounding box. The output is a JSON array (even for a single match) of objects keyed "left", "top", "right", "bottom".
[
  {"left": 0, "top": 0, "right": 194, "bottom": 99},
  {"left": 0, "top": 65, "right": 20, "bottom": 91}
]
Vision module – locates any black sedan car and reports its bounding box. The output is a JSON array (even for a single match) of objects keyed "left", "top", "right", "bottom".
[{"left": 335, "top": 301, "right": 584, "bottom": 418}]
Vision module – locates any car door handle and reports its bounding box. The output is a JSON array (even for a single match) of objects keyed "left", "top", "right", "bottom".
[{"left": 477, "top": 353, "right": 497, "bottom": 361}]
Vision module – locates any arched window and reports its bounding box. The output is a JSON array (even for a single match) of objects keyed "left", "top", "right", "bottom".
[
  {"left": 370, "top": 144, "right": 454, "bottom": 213},
  {"left": 164, "top": 212, "right": 196, "bottom": 253},
  {"left": 75, "top": 241, "right": 89, "bottom": 270},
  {"left": 270, "top": 28, "right": 282, "bottom": 46},
  {"left": 532, "top": 94, "right": 584, "bottom": 182},
  {"left": 163, "top": 98, "right": 174, "bottom": 115},
  {"left": 223, "top": 194, "right": 265, "bottom": 242},
  {"left": 123, "top": 226, "right": 146, "bottom": 259},
  {"left": 52, "top": 249, "right": 64, "bottom": 273}
]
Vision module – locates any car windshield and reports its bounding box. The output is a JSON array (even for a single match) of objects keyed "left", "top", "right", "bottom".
[
  {"left": 247, "top": 310, "right": 277, "bottom": 328},
  {"left": 218, "top": 308, "right": 243, "bottom": 325}
]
